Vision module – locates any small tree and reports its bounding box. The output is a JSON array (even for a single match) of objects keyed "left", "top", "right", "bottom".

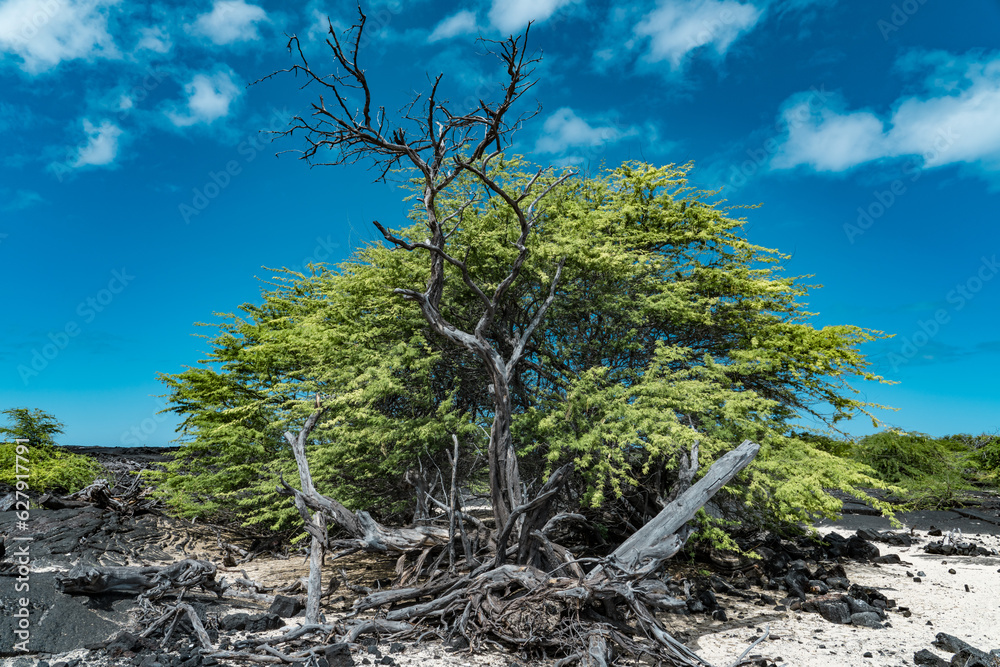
[
  {"left": 0, "top": 408, "right": 64, "bottom": 446},
  {"left": 0, "top": 408, "right": 101, "bottom": 492}
]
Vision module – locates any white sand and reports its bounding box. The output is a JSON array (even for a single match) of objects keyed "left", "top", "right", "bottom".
[{"left": 693, "top": 529, "right": 1000, "bottom": 667}]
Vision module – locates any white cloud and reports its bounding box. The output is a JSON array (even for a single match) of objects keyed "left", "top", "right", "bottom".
[
  {"left": 535, "top": 107, "right": 633, "bottom": 158},
  {"left": 772, "top": 51, "right": 1000, "bottom": 175},
  {"left": 429, "top": 10, "right": 478, "bottom": 42},
  {"left": 0, "top": 0, "right": 119, "bottom": 74},
  {"left": 193, "top": 0, "right": 268, "bottom": 45},
  {"left": 634, "top": 0, "right": 763, "bottom": 70},
  {"left": 166, "top": 70, "right": 241, "bottom": 127},
  {"left": 1, "top": 188, "right": 43, "bottom": 210},
  {"left": 771, "top": 94, "right": 888, "bottom": 172},
  {"left": 488, "top": 0, "right": 574, "bottom": 33},
  {"left": 137, "top": 25, "right": 171, "bottom": 53},
  {"left": 73, "top": 119, "right": 122, "bottom": 167}
]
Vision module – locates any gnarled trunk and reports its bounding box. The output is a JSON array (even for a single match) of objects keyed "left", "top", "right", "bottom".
[{"left": 484, "top": 357, "right": 523, "bottom": 531}]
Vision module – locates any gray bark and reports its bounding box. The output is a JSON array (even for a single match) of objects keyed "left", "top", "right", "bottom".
[{"left": 588, "top": 439, "right": 759, "bottom": 582}]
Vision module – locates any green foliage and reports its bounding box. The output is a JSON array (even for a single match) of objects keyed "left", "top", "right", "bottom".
[
  {"left": 0, "top": 409, "right": 102, "bottom": 492},
  {"left": 945, "top": 432, "right": 1000, "bottom": 480},
  {"left": 0, "top": 408, "right": 64, "bottom": 446},
  {"left": 853, "top": 430, "right": 974, "bottom": 507},
  {"left": 160, "top": 160, "right": 894, "bottom": 533}
]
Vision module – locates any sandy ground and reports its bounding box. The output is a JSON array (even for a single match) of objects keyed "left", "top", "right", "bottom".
[{"left": 693, "top": 528, "right": 1000, "bottom": 667}]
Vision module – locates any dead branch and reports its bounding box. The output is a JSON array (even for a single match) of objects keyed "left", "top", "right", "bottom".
[{"left": 55, "top": 559, "right": 224, "bottom": 599}]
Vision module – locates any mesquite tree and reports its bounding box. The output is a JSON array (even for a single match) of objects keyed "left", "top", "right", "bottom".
[{"left": 271, "top": 10, "right": 570, "bottom": 531}]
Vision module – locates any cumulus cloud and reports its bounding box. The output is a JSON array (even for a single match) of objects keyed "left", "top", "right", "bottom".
[
  {"left": 429, "top": 10, "right": 478, "bottom": 42},
  {"left": 0, "top": 0, "right": 119, "bottom": 74},
  {"left": 73, "top": 119, "right": 122, "bottom": 167},
  {"left": 193, "top": 0, "right": 268, "bottom": 45},
  {"left": 137, "top": 26, "right": 171, "bottom": 53},
  {"left": 772, "top": 51, "right": 1000, "bottom": 174},
  {"left": 535, "top": 107, "right": 635, "bottom": 162},
  {"left": 488, "top": 0, "right": 574, "bottom": 33},
  {"left": 166, "top": 70, "right": 241, "bottom": 127},
  {"left": 633, "top": 0, "right": 763, "bottom": 70}
]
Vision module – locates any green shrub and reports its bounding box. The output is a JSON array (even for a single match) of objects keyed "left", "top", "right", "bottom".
[
  {"left": 0, "top": 442, "right": 103, "bottom": 493},
  {"left": 947, "top": 432, "right": 1000, "bottom": 482},
  {"left": 853, "top": 430, "right": 973, "bottom": 508},
  {"left": 0, "top": 408, "right": 103, "bottom": 493}
]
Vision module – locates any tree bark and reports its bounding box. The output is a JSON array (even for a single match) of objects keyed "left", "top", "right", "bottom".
[
  {"left": 588, "top": 439, "right": 759, "bottom": 582},
  {"left": 55, "top": 559, "right": 224, "bottom": 598}
]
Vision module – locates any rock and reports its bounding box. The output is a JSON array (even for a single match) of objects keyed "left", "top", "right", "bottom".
[
  {"left": 815, "top": 600, "right": 852, "bottom": 624},
  {"left": 389, "top": 643, "right": 405, "bottom": 654},
  {"left": 698, "top": 589, "right": 719, "bottom": 611},
  {"left": 325, "top": 643, "right": 355, "bottom": 667},
  {"left": 0, "top": 571, "right": 125, "bottom": 653},
  {"left": 873, "top": 554, "right": 902, "bottom": 565},
  {"left": 913, "top": 649, "right": 948, "bottom": 666},
  {"left": 807, "top": 580, "right": 829, "bottom": 595},
  {"left": 243, "top": 613, "right": 284, "bottom": 632},
  {"left": 447, "top": 636, "right": 469, "bottom": 652},
  {"left": 268, "top": 595, "right": 305, "bottom": 618},
  {"left": 849, "top": 584, "right": 892, "bottom": 609},
  {"left": 784, "top": 570, "right": 810, "bottom": 600},
  {"left": 844, "top": 597, "right": 879, "bottom": 616},
  {"left": 220, "top": 613, "right": 250, "bottom": 631},
  {"left": 847, "top": 535, "right": 879, "bottom": 560},
  {"left": 851, "top": 612, "right": 884, "bottom": 628},
  {"left": 825, "top": 577, "right": 850, "bottom": 590}
]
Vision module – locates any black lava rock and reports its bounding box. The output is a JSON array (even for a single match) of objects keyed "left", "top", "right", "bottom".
[{"left": 268, "top": 595, "right": 305, "bottom": 618}]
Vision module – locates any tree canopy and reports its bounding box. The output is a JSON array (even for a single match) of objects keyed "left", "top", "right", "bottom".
[{"left": 157, "top": 159, "right": 891, "bottom": 534}]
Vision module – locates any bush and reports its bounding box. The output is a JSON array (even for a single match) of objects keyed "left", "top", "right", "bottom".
[
  {"left": 0, "top": 408, "right": 103, "bottom": 493},
  {"left": 945, "top": 432, "right": 1000, "bottom": 482},
  {"left": 854, "top": 430, "right": 973, "bottom": 507},
  {"left": 0, "top": 442, "right": 103, "bottom": 493}
]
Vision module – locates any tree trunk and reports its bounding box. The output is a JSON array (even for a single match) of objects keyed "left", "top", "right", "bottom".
[{"left": 484, "top": 358, "right": 523, "bottom": 531}]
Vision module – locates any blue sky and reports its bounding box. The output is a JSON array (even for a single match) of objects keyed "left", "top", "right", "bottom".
[{"left": 1, "top": 0, "right": 997, "bottom": 446}]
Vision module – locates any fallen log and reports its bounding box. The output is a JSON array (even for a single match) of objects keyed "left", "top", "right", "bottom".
[
  {"left": 588, "top": 439, "right": 760, "bottom": 582},
  {"left": 55, "top": 558, "right": 224, "bottom": 599}
]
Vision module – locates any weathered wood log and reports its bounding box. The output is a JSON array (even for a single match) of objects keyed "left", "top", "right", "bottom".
[
  {"left": 55, "top": 558, "right": 224, "bottom": 599},
  {"left": 587, "top": 439, "right": 759, "bottom": 582}
]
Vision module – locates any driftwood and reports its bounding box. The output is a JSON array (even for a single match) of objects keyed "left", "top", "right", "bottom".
[
  {"left": 55, "top": 558, "right": 224, "bottom": 599},
  {"left": 275, "top": 404, "right": 759, "bottom": 667},
  {"left": 38, "top": 477, "right": 160, "bottom": 516},
  {"left": 588, "top": 439, "right": 760, "bottom": 583}
]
